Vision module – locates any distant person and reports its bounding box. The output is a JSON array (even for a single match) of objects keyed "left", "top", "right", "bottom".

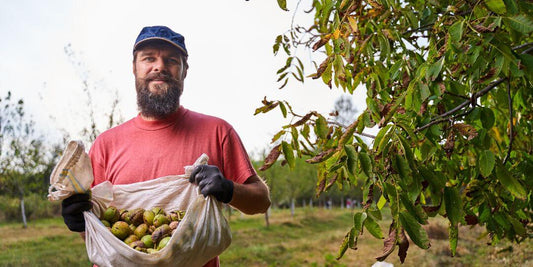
[{"left": 60, "top": 25, "right": 271, "bottom": 267}]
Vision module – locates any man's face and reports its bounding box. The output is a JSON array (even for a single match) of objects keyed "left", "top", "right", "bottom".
[{"left": 133, "top": 43, "right": 187, "bottom": 119}]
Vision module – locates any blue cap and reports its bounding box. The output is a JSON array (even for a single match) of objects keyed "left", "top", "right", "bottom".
[{"left": 133, "top": 26, "right": 187, "bottom": 56}]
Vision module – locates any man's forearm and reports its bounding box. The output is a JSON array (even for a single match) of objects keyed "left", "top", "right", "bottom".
[{"left": 229, "top": 175, "right": 271, "bottom": 215}]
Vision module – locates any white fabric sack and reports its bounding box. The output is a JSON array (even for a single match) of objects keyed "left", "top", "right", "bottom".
[
  {"left": 85, "top": 154, "right": 232, "bottom": 267},
  {"left": 48, "top": 140, "right": 232, "bottom": 267},
  {"left": 47, "top": 140, "right": 94, "bottom": 201}
]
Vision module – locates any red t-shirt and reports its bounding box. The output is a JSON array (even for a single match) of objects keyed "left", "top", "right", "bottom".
[{"left": 89, "top": 106, "right": 257, "bottom": 267}]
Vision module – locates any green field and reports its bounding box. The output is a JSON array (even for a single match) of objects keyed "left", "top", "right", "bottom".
[{"left": 1, "top": 208, "right": 531, "bottom": 266}]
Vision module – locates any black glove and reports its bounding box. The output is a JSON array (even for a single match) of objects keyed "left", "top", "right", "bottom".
[
  {"left": 61, "top": 193, "right": 92, "bottom": 232},
  {"left": 189, "top": 165, "right": 234, "bottom": 203}
]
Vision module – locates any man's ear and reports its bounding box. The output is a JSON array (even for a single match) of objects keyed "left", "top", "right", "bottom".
[
  {"left": 132, "top": 62, "right": 136, "bottom": 76},
  {"left": 182, "top": 67, "right": 188, "bottom": 80}
]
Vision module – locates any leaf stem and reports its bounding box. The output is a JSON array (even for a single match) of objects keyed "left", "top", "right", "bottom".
[{"left": 503, "top": 80, "right": 514, "bottom": 164}]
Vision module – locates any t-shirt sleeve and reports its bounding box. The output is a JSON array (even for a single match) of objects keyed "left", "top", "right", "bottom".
[
  {"left": 88, "top": 138, "right": 106, "bottom": 187},
  {"left": 222, "top": 127, "right": 257, "bottom": 185}
]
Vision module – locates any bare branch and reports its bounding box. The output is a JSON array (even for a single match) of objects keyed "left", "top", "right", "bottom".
[
  {"left": 415, "top": 78, "right": 506, "bottom": 133},
  {"left": 328, "top": 120, "right": 377, "bottom": 139}
]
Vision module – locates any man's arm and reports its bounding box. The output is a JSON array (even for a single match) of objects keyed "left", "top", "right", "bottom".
[{"left": 229, "top": 174, "right": 271, "bottom": 215}]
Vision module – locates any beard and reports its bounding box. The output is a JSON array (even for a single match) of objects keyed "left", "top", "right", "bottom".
[{"left": 135, "top": 73, "right": 183, "bottom": 119}]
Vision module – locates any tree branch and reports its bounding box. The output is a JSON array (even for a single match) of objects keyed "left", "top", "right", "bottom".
[
  {"left": 415, "top": 78, "right": 506, "bottom": 133},
  {"left": 329, "top": 120, "right": 377, "bottom": 139},
  {"left": 503, "top": 81, "right": 514, "bottom": 164}
]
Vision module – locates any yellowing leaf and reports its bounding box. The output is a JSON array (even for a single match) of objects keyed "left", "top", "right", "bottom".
[
  {"left": 347, "top": 16, "right": 359, "bottom": 33},
  {"left": 333, "top": 29, "right": 341, "bottom": 40}
]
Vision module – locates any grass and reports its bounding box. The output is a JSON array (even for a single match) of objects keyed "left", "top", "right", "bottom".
[{"left": 1, "top": 208, "right": 531, "bottom": 266}]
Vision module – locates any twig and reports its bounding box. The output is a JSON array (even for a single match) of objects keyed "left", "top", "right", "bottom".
[
  {"left": 415, "top": 78, "right": 506, "bottom": 133},
  {"left": 329, "top": 120, "right": 377, "bottom": 139},
  {"left": 512, "top": 42, "right": 533, "bottom": 50},
  {"left": 503, "top": 81, "right": 514, "bottom": 164}
]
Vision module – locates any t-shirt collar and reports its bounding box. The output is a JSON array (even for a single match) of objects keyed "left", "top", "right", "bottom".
[{"left": 134, "top": 106, "right": 185, "bottom": 130}]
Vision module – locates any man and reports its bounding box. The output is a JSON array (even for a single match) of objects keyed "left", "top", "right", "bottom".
[{"left": 61, "top": 25, "right": 271, "bottom": 267}]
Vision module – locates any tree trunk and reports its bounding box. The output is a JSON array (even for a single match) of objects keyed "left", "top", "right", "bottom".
[
  {"left": 20, "top": 196, "right": 27, "bottom": 228},
  {"left": 290, "top": 198, "right": 295, "bottom": 217},
  {"left": 264, "top": 207, "right": 270, "bottom": 228}
]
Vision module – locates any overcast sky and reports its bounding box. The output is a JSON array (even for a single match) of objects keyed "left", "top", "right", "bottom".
[{"left": 0, "top": 0, "right": 367, "bottom": 156}]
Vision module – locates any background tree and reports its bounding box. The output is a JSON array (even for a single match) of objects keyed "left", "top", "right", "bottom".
[
  {"left": 0, "top": 92, "right": 60, "bottom": 227},
  {"left": 257, "top": 0, "right": 532, "bottom": 262}
]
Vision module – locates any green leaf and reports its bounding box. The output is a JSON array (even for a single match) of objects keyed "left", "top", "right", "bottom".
[
  {"left": 344, "top": 145, "right": 357, "bottom": 175},
  {"left": 485, "top": 0, "right": 507, "bottom": 14},
  {"left": 359, "top": 151, "right": 372, "bottom": 178},
  {"left": 364, "top": 216, "right": 384, "bottom": 239},
  {"left": 337, "top": 227, "right": 355, "bottom": 260},
  {"left": 449, "top": 20, "right": 464, "bottom": 43},
  {"left": 399, "top": 212, "right": 431, "bottom": 249},
  {"left": 377, "top": 194, "right": 387, "bottom": 210},
  {"left": 395, "top": 154, "right": 411, "bottom": 181},
  {"left": 418, "top": 166, "right": 445, "bottom": 191},
  {"left": 354, "top": 212, "right": 368, "bottom": 235},
  {"left": 480, "top": 107, "right": 495, "bottom": 129},
  {"left": 503, "top": 15, "right": 533, "bottom": 33},
  {"left": 495, "top": 162, "right": 527, "bottom": 199},
  {"left": 449, "top": 223, "right": 459, "bottom": 256},
  {"left": 400, "top": 193, "right": 428, "bottom": 225},
  {"left": 315, "top": 115, "right": 329, "bottom": 139},
  {"left": 277, "top": 0, "right": 289, "bottom": 11},
  {"left": 507, "top": 215, "right": 526, "bottom": 237},
  {"left": 427, "top": 57, "right": 445, "bottom": 81},
  {"left": 444, "top": 187, "right": 463, "bottom": 226},
  {"left": 281, "top": 141, "right": 295, "bottom": 169},
  {"left": 279, "top": 101, "right": 288, "bottom": 118},
  {"left": 479, "top": 150, "right": 496, "bottom": 177}
]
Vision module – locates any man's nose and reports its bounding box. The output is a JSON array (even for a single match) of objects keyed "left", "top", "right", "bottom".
[{"left": 152, "top": 58, "right": 167, "bottom": 73}]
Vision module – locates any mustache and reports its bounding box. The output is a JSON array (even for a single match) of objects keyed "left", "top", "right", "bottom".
[{"left": 143, "top": 73, "right": 181, "bottom": 83}]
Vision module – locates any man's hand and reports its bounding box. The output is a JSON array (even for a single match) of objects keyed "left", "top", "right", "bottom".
[
  {"left": 189, "top": 165, "right": 234, "bottom": 203},
  {"left": 61, "top": 193, "right": 92, "bottom": 232}
]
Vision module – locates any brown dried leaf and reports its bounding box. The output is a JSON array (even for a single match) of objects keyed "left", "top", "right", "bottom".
[
  {"left": 453, "top": 123, "right": 478, "bottom": 140},
  {"left": 316, "top": 173, "right": 327, "bottom": 197},
  {"left": 398, "top": 229, "right": 409, "bottom": 263},
  {"left": 314, "top": 57, "right": 330, "bottom": 79},
  {"left": 292, "top": 112, "right": 314, "bottom": 127},
  {"left": 259, "top": 144, "right": 282, "bottom": 171},
  {"left": 380, "top": 103, "right": 392, "bottom": 118},
  {"left": 306, "top": 148, "right": 336, "bottom": 164},
  {"left": 473, "top": 24, "right": 495, "bottom": 33},
  {"left": 376, "top": 223, "right": 397, "bottom": 262},
  {"left": 313, "top": 35, "right": 331, "bottom": 51},
  {"left": 444, "top": 130, "right": 455, "bottom": 158},
  {"left": 422, "top": 205, "right": 441, "bottom": 213},
  {"left": 402, "top": 71, "right": 410, "bottom": 88},
  {"left": 419, "top": 101, "right": 427, "bottom": 115},
  {"left": 465, "top": 214, "right": 479, "bottom": 225},
  {"left": 479, "top": 68, "right": 496, "bottom": 83}
]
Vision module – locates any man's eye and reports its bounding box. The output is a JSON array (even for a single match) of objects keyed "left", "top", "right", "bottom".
[
  {"left": 168, "top": 58, "right": 179, "bottom": 64},
  {"left": 143, "top": 57, "right": 155, "bottom": 62}
]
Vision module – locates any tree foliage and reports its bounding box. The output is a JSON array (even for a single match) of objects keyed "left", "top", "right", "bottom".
[
  {"left": 0, "top": 91, "right": 61, "bottom": 225},
  {"left": 257, "top": 0, "right": 532, "bottom": 262}
]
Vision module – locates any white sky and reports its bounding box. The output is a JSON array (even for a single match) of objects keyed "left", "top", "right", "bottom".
[{"left": 0, "top": 0, "right": 368, "bottom": 156}]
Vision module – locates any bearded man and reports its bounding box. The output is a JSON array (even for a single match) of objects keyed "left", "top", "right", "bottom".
[{"left": 60, "top": 26, "right": 271, "bottom": 267}]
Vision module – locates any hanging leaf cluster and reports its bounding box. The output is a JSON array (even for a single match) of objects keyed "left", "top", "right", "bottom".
[{"left": 259, "top": 0, "right": 533, "bottom": 263}]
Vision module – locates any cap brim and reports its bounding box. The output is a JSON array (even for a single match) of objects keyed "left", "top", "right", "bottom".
[{"left": 133, "top": 37, "right": 188, "bottom": 56}]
